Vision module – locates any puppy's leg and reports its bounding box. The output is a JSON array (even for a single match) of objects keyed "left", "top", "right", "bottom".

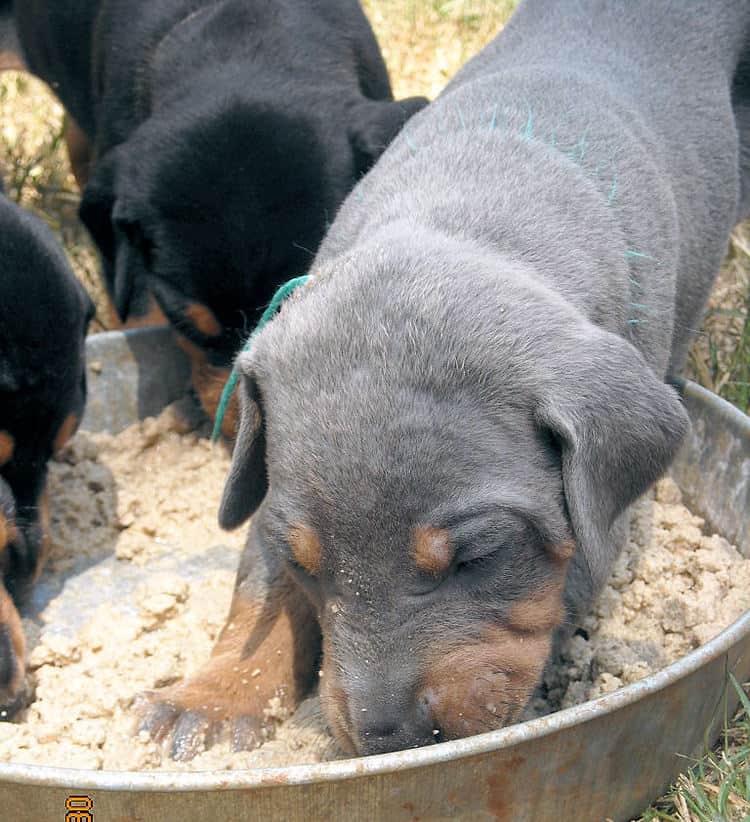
[
  {"left": 176, "top": 335, "right": 239, "bottom": 439},
  {"left": 0, "top": 481, "right": 26, "bottom": 717},
  {"left": 0, "top": 583, "right": 25, "bottom": 717},
  {"left": 64, "top": 116, "right": 92, "bottom": 189},
  {"left": 137, "top": 521, "right": 320, "bottom": 761},
  {"left": 3, "top": 486, "right": 50, "bottom": 603}
]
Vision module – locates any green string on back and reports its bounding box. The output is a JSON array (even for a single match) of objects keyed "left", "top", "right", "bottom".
[{"left": 211, "top": 274, "right": 311, "bottom": 442}]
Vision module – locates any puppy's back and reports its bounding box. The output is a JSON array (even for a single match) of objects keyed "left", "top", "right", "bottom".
[{"left": 0, "top": 182, "right": 87, "bottom": 360}]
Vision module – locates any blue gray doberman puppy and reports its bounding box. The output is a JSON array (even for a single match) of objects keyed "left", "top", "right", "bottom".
[{"left": 139, "top": 0, "right": 750, "bottom": 759}]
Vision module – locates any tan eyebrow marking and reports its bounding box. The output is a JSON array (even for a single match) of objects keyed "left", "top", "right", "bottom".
[
  {"left": 288, "top": 524, "right": 323, "bottom": 576},
  {"left": 546, "top": 538, "right": 575, "bottom": 563},
  {"left": 412, "top": 525, "right": 454, "bottom": 576}
]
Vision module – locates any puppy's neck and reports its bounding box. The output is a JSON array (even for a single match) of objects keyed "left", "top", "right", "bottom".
[{"left": 317, "top": 117, "right": 669, "bottom": 365}]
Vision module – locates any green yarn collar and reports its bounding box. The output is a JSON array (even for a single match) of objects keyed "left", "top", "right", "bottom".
[{"left": 211, "top": 274, "right": 311, "bottom": 442}]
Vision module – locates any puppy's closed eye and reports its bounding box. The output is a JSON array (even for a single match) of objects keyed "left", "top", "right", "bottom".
[{"left": 454, "top": 550, "right": 498, "bottom": 575}]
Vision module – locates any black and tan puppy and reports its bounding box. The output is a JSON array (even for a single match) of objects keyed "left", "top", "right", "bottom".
[
  {"left": 138, "top": 0, "right": 750, "bottom": 759},
  {"left": 0, "top": 179, "right": 93, "bottom": 716},
  {"left": 10, "top": 0, "right": 427, "bottom": 434}
]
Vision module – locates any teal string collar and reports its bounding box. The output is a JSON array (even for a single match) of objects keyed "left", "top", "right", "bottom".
[{"left": 212, "top": 274, "right": 311, "bottom": 442}]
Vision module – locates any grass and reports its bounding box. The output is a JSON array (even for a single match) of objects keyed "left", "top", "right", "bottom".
[
  {"left": 1, "top": 1, "right": 749, "bottom": 817},
  {"left": 688, "top": 227, "right": 750, "bottom": 414},
  {"left": 0, "top": 71, "right": 107, "bottom": 330},
  {"left": 639, "top": 676, "right": 750, "bottom": 822},
  {"left": 363, "top": 0, "right": 516, "bottom": 99}
]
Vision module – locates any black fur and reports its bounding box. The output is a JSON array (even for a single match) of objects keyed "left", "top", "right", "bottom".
[
  {"left": 0, "top": 174, "right": 93, "bottom": 714},
  {"left": 13, "top": 0, "right": 427, "bottom": 372}
]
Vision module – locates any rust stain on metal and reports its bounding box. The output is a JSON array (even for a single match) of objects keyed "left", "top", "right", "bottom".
[
  {"left": 260, "top": 773, "right": 289, "bottom": 785},
  {"left": 487, "top": 754, "right": 527, "bottom": 819},
  {"left": 555, "top": 740, "right": 584, "bottom": 776}
]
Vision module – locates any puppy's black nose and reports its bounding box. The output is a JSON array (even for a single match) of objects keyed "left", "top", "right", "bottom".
[{"left": 357, "top": 718, "right": 439, "bottom": 756}]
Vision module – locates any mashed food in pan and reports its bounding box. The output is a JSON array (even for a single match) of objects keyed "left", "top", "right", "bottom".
[{"left": 0, "top": 405, "right": 748, "bottom": 771}]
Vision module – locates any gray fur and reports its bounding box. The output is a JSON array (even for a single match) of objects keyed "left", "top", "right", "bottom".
[{"left": 220, "top": 0, "right": 750, "bottom": 752}]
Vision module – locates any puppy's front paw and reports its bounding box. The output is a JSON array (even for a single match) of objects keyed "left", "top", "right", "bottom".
[
  {"left": 134, "top": 661, "right": 289, "bottom": 761},
  {"left": 134, "top": 556, "right": 321, "bottom": 761},
  {"left": 135, "top": 695, "right": 267, "bottom": 761},
  {"left": 0, "top": 583, "right": 28, "bottom": 719}
]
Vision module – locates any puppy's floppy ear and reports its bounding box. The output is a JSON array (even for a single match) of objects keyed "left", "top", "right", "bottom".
[
  {"left": 348, "top": 96, "right": 429, "bottom": 174},
  {"left": 535, "top": 326, "right": 689, "bottom": 598},
  {"left": 218, "top": 358, "right": 268, "bottom": 530},
  {"left": 79, "top": 150, "right": 118, "bottom": 263},
  {"left": 79, "top": 149, "right": 152, "bottom": 322},
  {"left": 110, "top": 203, "right": 154, "bottom": 323}
]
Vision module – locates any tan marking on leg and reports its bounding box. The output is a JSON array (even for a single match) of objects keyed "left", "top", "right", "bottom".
[
  {"left": 53, "top": 413, "right": 79, "bottom": 454},
  {"left": 0, "top": 512, "right": 16, "bottom": 553},
  {"left": 412, "top": 525, "right": 453, "bottom": 576},
  {"left": 184, "top": 303, "right": 222, "bottom": 337},
  {"left": 288, "top": 524, "right": 322, "bottom": 576},
  {"left": 176, "top": 334, "right": 237, "bottom": 438},
  {"left": 64, "top": 116, "right": 92, "bottom": 189},
  {"left": 142, "top": 574, "right": 319, "bottom": 727},
  {"left": 38, "top": 487, "right": 50, "bottom": 535},
  {"left": 33, "top": 487, "right": 51, "bottom": 584},
  {"left": 0, "top": 432, "right": 14, "bottom": 467},
  {"left": 0, "top": 582, "right": 26, "bottom": 705}
]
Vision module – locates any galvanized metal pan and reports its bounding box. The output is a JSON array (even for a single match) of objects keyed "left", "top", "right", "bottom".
[{"left": 0, "top": 329, "right": 747, "bottom": 822}]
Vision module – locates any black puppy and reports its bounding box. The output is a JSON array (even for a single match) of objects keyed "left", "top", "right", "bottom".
[
  {"left": 11, "top": 0, "right": 427, "bottom": 434},
  {"left": 0, "top": 177, "right": 93, "bottom": 716}
]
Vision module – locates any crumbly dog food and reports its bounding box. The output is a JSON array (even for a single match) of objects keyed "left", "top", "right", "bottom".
[
  {"left": 0, "top": 407, "right": 747, "bottom": 770},
  {"left": 532, "top": 477, "right": 750, "bottom": 715}
]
